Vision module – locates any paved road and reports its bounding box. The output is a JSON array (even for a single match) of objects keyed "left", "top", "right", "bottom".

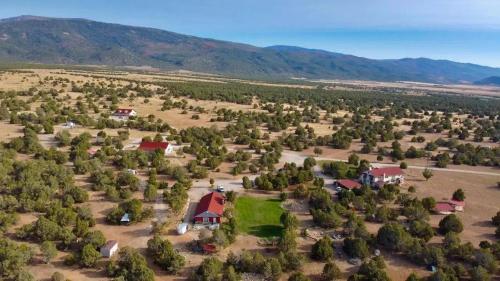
[
  {"left": 189, "top": 176, "right": 258, "bottom": 201},
  {"left": 372, "top": 162, "right": 500, "bottom": 177},
  {"left": 281, "top": 151, "right": 499, "bottom": 177},
  {"left": 280, "top": 151, "right": 337, "bottom": 193}
]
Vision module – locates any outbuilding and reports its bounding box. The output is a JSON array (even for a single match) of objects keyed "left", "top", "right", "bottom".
[
  {"left": 449, "top": 200, "right": 465, "bottom": 212},
  {"left": 100, "top": 240, "right": 118, "bottom": 258},
  {"left": 334, "top": 179, "right": 362, "bottom": 191},
  {"left": 87, "top": 148, "right": 98, "bottom": 157},
  {"left": 434, "top": 202, "right": 456, "bottom": 215},
  {"left": 120, "top": 213, "right": 131, "bottom": 224}
]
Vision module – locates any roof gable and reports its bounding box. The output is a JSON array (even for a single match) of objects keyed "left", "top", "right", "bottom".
[
  {"left": 102, "top": 240, "right": 118, "bottom": 251},
  {"left": 435, "top": 202, "right": 455, "bottom": 212},
  {"left": 337, "top": 179, "right": 362, "bottom": 189},
  {"left": 114, "top": 108, "right": 134, "bottom": 115},
  {"left": 138, "top": 141, "right": 169, "bottom": 151},
  {"left": 369, "top": 167, "right": 403, "bottom": 177},
  {"left": 449, "top": 199, "right": 465, "bottom": 207},
  {"left": 194, "top": 192, "right": 224, "bottom": 217}
]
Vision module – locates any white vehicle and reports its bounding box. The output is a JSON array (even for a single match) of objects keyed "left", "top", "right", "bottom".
[
  {"left": 65, "top": 121, "right": 76, "bottom": 128},
  {"left": 176, "top": 223, "right": 189, "bottom": 235},
  {"left": 216, "top": 185, "right": 225, "bottom": 193}
]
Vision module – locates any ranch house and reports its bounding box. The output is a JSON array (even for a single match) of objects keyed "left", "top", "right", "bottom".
[
  {"left": 112, "top": 108, "right": 137, "bottom": 120},
  {"left": 359, "top": 167, "right": 404, "bottom": 188}
]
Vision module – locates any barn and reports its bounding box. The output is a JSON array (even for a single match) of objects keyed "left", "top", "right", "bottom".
[
  {"left": 138, "top": 141, "right": 173, "bottom": 155},
  {"left": 194, "top": 192, "right": 224, "bottom": 224}
]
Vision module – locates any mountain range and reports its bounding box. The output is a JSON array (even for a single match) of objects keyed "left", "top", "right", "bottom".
[
  {"left": 474, "top": 76, "right": 500, "bottom": 86},
  {"left": 1, "top": 15, "right": 500, "bottom": 83}
]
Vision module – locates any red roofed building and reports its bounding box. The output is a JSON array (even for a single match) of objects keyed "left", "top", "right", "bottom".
[
  {"left": 334, "top": 179, "right": 362, "bottom": 190},
  {"left": 359, "top": 167, "right": 404, "bottom": 188},
  {"left": 194, "top": 192, "right": 225, "bottom": 224},
  {"left": 112, "top": 108, "right": 137, "bottom": 120},
  {"left": 448, "top": 200, "right": 465, "bottom": 212},
  {"left": 138, "top": 141, "right": 173, "bottom": 155},
  {"left": 87, "top": 147, "right": 98, "bottom": 157},
  {"left": 434, "top": 202, "right": 456, "bottom": 215}
]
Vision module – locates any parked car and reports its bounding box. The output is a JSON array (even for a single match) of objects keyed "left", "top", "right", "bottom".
[
  {"left": 202, "top": 243, "right": 218, "bottom": 254},
  {"left": 348, "top": 258, "right": 361, "bottom": 265},
  {"left": 216, "top": 185, "right": 225, "bottom": 193}
]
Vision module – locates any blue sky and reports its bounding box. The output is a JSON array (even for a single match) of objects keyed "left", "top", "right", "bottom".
[{"left": 2, "top": 0, "right": 500, "bottom": 67}]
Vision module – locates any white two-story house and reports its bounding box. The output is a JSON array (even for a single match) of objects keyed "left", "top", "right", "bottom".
[{"left": 359, "top": 167, "right": 404, "bottom": 188}]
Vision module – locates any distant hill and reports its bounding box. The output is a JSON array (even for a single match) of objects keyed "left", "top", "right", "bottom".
[
  {"left": 474, "top": 76, "right": 500, "bottom": 86},
  {"left": 1, "top": 15, "right": 500, "bottom": 83}
]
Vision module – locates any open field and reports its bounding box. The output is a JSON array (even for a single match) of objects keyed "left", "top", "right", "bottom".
[
  {"left": 315, "top": 79, "right": 500, "bottom": 98},
  {"left": 235, "top": 196, "right": 284, "bottom": 237}
]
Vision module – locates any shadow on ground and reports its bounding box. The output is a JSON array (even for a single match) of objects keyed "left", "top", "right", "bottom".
[{"left": 248, "top": 224, "right": 283, "bottom": 237}]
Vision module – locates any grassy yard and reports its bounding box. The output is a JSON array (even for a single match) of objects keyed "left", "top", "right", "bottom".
[{"left": 234, "top": 196, "right": 284, "bottom": 237}]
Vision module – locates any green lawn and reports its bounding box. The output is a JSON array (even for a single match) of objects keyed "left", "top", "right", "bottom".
[{"left": 234, "top": 196, "right": 284, "bottom": 237}]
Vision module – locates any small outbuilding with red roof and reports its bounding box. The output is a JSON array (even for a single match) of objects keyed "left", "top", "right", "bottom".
[
  {"left": 448, "top": 200, "right": 465, "bottom": 212},
  {"left": 194, "top": 192, "right": 225, "bottom": 224},
  {"left": 334, "top": 179, "right": 362, "bottom": 190},
  {"left": 434, "top": 200, "right": 466, "bottom": 215},
  {"left": 434, "top": 202, "right": 456, "bottom": 215}
]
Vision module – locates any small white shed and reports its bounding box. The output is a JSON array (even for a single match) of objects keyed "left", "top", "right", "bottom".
[{"left": 101, "top": 240, "right": 118, "bottom": 258}]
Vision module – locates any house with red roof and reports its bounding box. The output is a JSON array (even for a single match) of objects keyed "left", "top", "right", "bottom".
[
  {"left": 334, "top": 179, "right": 362, "bottom": 190},
  {"left": 434, "top": 200, "right": 466, "bottom": 215},
  {"left": 448, "top": 200, "right": 465, "bottom": 212},
  {"left": 359, "top": 167, "right": 404, "bottom": 188},
  {"left": 194, "top": 192, "right": 225, "bottom": 224},
  {"left": 112, "top": 108, "right": 137, "bottom": 120},
  {"left": 434, "top": 202, "right": 456, "bottom": 215},
  {"left": 138, "top": 141, "right": 173, "bottom": 155},
  {"left": 87, "top": 147, "right": 98, "bottom": 157}
]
